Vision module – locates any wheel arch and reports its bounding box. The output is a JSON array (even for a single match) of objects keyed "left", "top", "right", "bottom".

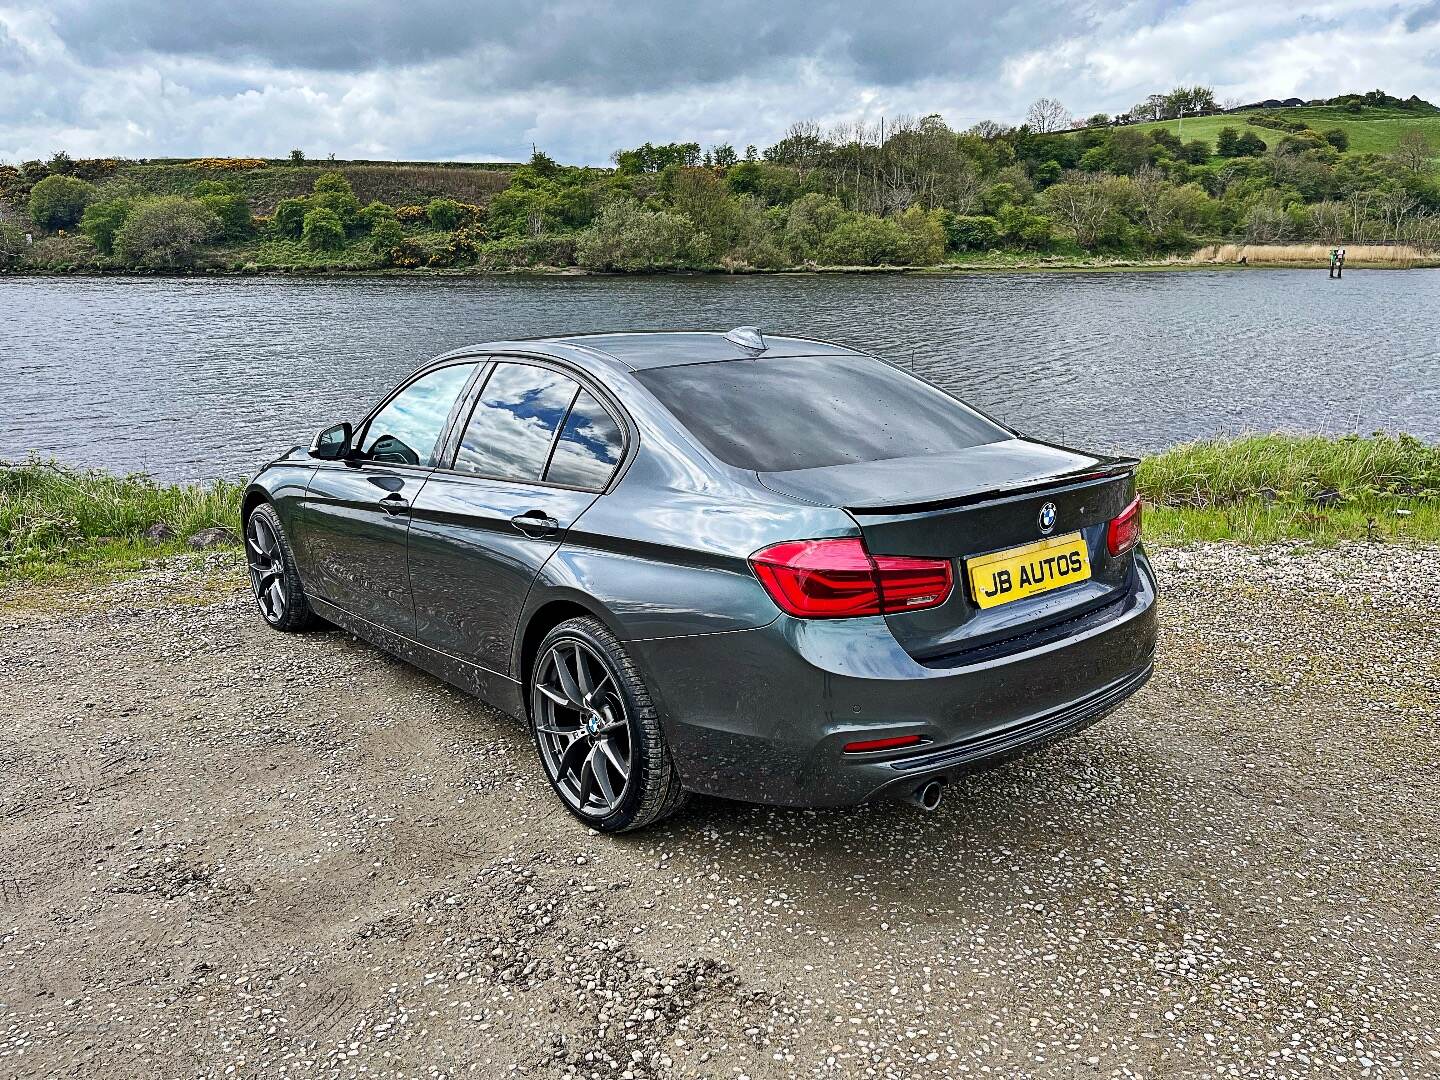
[
  {"left": 240, "top": 484, "right": 271, "bottom": 525},
  {"left": 516, "top": 593, "right": 625, "bottom": 708}
]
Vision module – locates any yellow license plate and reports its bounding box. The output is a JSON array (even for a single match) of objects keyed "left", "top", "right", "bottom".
[{"left": 965, "top": 531, "right": 1091, "bottom": 609}]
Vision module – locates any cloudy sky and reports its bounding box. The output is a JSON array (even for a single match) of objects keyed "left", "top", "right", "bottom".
[{"left": 3, "top": 0, "right": 1440, "bottom": 165}]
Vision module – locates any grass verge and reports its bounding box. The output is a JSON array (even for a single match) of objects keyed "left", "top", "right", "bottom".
[
  {"left": 1138, "top": 433, "right": 1440, "bottom": 545},
  {"left": 2, "top": 434, "right": 1436, "bottom": 585},
  {"left": 0, "top": 459, "right": 243, "bottom": 585}
]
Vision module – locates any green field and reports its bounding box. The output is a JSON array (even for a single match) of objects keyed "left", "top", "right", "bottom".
[{"left": 1124, "top": 104, "right": 1440, "bottom": 155}]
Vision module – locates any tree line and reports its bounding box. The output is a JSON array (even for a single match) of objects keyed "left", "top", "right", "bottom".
[{"left": 3, "top": 92, "right": 1439, "bottom": 273}]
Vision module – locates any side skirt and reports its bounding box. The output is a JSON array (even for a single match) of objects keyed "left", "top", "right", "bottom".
[{"left": 309, "top": 595, "right": 527, "bottom": 720}]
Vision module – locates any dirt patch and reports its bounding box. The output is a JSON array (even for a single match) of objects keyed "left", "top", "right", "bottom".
[{"left": 1, "top": 544, "right": 1437, "bottom": 1078}]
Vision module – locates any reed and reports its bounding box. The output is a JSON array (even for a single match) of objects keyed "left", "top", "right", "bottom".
[{"left": 1188, "top": 243, "right": 1433, "bottom": 268}]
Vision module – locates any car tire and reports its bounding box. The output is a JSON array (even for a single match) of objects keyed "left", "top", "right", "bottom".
[
  {"left": 244, "top": 502, "right": 321, "bottom": 633},
  {"left": 529, "top": 616, "right": 688, "bottom": 833}
]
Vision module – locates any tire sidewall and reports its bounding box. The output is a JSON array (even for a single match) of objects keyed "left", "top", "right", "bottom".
[
  {"left": 530, "top": 618, "right": 649, "bottom": 831},
  {"left": 246, "top": 502, "right": 313, "bottom": 632}
]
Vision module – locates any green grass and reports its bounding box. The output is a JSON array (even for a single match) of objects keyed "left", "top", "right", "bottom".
[
  {"left": 0, "top": 460, "right": 243, "bottom": 583},
  {"left": 1126, "top": 104, "right": 1440, "bottom": 156},
  {"left": 2, "top": 436, "right": 1436, "bottom": 586},
  {"left": 1139, "top": 433, "right": 1440, "bottom": 545}
]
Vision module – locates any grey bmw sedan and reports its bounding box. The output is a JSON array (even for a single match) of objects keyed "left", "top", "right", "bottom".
[{"left": 243, "top": 328, "right": 1157, "bottom": 831}]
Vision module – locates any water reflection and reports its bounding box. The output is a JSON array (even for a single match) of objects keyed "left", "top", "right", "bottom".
[{"left": 0, "top": 271, "right": 1435, "bottom": 481}]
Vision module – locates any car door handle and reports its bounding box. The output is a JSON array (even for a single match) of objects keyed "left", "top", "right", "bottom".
[
  {"left": 379, "top": 493, "right": 410, "bottom": 516},
  {"left": 510, "top": 511, "right": 559, "bottom": 538}
]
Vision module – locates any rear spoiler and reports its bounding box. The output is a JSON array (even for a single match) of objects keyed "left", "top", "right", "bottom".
[{"left": 844, "top": 457, "right": 1140, "bottom": 516}]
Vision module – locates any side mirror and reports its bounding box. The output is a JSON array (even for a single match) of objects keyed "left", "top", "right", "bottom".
[{"left": 309, "top": 422, "right": 353, "bottom": 460}]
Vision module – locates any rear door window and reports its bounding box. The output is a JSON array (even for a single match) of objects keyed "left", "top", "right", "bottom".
[
  {"left": 544, "top": 391, "right": 624, "bottom": 489},
  {"left": 453, "top": 363, "right": 579, "bottom": 482},
  {"left": 360, "top": 362, "right": 477, "bottom": 466},
  {"left": 635, "top": 353, "right": 1008, "bottom": 472}
]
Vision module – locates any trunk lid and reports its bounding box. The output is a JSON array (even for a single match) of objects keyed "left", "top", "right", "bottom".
[{"left": 756, "top": 438, "right": 1140, "bottom": 662}]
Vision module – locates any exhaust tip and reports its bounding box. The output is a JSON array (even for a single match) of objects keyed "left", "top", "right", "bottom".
[{"left": 908, "top": 780, "right": 943, "bottom": 812}]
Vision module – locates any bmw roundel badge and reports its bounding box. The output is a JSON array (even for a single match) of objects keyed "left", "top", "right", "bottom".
[{"left": 1038, "top": 502, "right": 1057, "bottom": 535}]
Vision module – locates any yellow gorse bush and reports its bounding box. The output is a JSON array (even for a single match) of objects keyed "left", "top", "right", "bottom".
[{"left": 187, "top": 158, "right": 269, "bottom": 171}]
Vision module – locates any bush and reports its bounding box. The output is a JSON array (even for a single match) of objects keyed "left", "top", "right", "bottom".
[
  {"left": 941, "top": 213, "right": 1001, "bottom": 252},
  {"left": 301, "top": 207, "right": 345, "bottom": 251},
  {"left": 20, "top": 233, "right": 102, "bottom": 271},
  {"left": 272, "top": 198, "right": 308, "bottom": 238},
  {"left": 426, "top": 197, "right": 466, "bottom": 230},
  {"left": 812, "top": 213, "right": 910, "bottom": 266},
  {"left": 476, "top": 234, "right": 579, "bottom": 268},
  {"left": 0, "top": 222, "right": 28, "bottom": 266},
  {"left": 575, "top": 199, "right": 706, "bottom": 270},
  {"left": 358, "top": 200, "right": 397, "bottom": 231},
  {"left": 1215, "top": 127, "right": 1240, "bottom": 157},
  {"left": 310, "top": 172, "right": 360, "bottom": 228},
  {"left": 80, "top": 197, "right": 134, "bottom": 255},
  {"left": 369, "top": 217, "right": 403, "bottom": 254},
  {"left": 111, "top": 196, "right": 220, "bottom": 268},
  {"left": 198, "top": 193, "right": 253, "bottom": 241},
  {"left": 1323, "top": 128, "right": 1350, "bottom": 151},
  {"left": 28, "top": 174, "right": 95, "bottom": 231}
]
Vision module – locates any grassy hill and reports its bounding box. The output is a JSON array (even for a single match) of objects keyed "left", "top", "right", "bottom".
[{"left": 1123, "top": 104, "right": 1440, "bottom": 155}]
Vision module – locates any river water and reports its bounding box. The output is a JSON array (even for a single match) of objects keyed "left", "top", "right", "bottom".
[{"left": 1, "top": 270, "right": 1436, "bottom": 481}]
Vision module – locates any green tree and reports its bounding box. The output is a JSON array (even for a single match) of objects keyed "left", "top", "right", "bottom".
[
  {"left": 289, "top": 148, "right": 305, "bottom": 164},
  {"left": 1182, "top": 139, "right": 1210, "bottom": 165},
  {"left": 780, "top": 193, "right": 846, "bottom": 260},
  {"left": 1107, "top": 129, "right": 1152, "bottom": 174},
  {"left": 47, "top": 150, "right": 75, "bottom": 175},
  {"left": 302, "top": 207, "right": 345, "bottom": 251},
  {"left": 1234, "top": 131, "right": 1267, "bottom": 157},
  {"left": 112, "top": 196, "right": 220, "bottom": 267},
  {"left": 80, "top": 197, "right": 133, "bottom": 255},
  {"left": 1215, "top": 127, "right": 1241, "bottom": 157},
  {"left": 426, "top": 198, "right": 467, "bottom": 230},
  {"left": 28, "top": 174, "right": 95, "bottom": 231},
  {"left": 612, "top": 141, "right": 701, "bottom": 174},
  {"left": 1323, "top": 128, "right": 1350, "bottom": 152}
]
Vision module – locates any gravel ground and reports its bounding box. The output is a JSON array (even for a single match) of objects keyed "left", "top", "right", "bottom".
[{"left": 0, "top": 543, "right": 1437, "bottom": 1080}]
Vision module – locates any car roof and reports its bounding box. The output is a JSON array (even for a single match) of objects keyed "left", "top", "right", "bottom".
[{"left": 438, "top": 330, "right": 857, "bottom": 371}]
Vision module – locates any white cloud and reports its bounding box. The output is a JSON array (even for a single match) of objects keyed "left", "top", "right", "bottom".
[{"left": 0, "top": 0, "right": 1438, "bottom": 163}]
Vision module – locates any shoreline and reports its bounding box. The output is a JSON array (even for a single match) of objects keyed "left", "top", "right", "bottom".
[{"left": 5, "top": 247, "right": 1440, "bottom": 280}]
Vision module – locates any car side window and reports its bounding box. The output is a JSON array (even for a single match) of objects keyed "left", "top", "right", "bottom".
[
  {"left": 545, "top": 390, "right": 624, "bottom": 489},
  {"left": 359, "top": 362, "right": 477, "bottom": 466},
  {"left": 453, "top": 363, "right": 580, "bottom": 482}
]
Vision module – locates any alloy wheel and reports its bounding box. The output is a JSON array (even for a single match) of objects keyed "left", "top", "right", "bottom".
[
  {"left": 532, "top": 638, "right": 633, "bottom": 818},
  {"left": 246, "top": 513, "right": 288, "bottom": 624}
]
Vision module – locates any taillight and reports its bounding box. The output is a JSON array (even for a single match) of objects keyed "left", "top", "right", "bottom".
[
  {"left": 1107, "top": 497, "right": 1142, "bottom": 556},
  {"left": 749, "top": 538, "right": 953, "bottom": 618}
]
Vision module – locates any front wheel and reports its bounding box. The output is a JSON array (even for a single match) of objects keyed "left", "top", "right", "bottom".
[
  {"left": 244, "top": 503, "right": 320, "bottom": 632},
  {"left": 529, "top": 617, "right": 688, "bottom": 832}
]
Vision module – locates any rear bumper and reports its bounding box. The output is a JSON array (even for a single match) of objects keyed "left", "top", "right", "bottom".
[{"left": 631, "top": 550, "right": 1158, "bottom": 807}]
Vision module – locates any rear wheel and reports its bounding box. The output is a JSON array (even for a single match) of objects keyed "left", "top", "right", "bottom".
[
  {"left": 245, "top": 503, "right": 320, "bottom": 632},
  {"left": 529, "top": 617, "right": 688, "bottom": 832}
]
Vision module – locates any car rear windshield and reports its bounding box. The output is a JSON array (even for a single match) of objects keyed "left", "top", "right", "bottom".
[{"left": 635, "top": 353, "right": 1009, "bottom": 473}]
